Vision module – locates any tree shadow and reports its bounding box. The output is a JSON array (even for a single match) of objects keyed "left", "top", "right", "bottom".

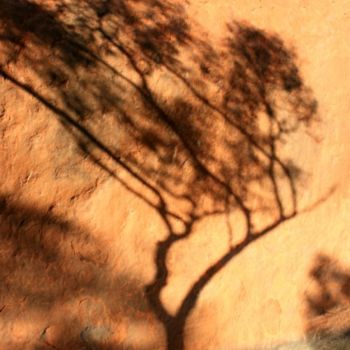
[
  {"left": 0, "top": 1, "right": 321, "bottom": 349},
  {"left": 304, "top": 254, "right": 350, "bottom": 349}
]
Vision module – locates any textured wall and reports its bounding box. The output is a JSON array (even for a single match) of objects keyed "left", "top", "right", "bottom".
[{"left": 0, "top": 1, "right": 349, "bottom": 349}]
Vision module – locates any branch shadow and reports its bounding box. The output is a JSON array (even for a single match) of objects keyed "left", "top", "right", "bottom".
[{"left": 0, "top": 1, "right": 322, "bottom": 349}]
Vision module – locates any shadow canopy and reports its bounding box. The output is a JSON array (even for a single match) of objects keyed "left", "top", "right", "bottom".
[{"left": 303, "top": 254, "right": 350, "bottom": 349}]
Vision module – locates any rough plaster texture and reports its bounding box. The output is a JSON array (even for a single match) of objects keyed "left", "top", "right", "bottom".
[{"left": 0, "top": 0, "right": 349, "bottom": 349}]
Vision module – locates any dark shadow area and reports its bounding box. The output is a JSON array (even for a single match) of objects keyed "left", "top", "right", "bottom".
[
  {"left": 0, "top": 195, "right": 158, "bottom": 350},
  {"left": 304, "top": 254, "right": 350, "bottom": 349},
  {"left": 0, "top": 1, "right": 321, "bottom": 349}
]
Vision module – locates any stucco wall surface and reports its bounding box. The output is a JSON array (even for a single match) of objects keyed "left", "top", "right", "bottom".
[{"left": 0, "top": 1, "right": 349, "bottom": 349}]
